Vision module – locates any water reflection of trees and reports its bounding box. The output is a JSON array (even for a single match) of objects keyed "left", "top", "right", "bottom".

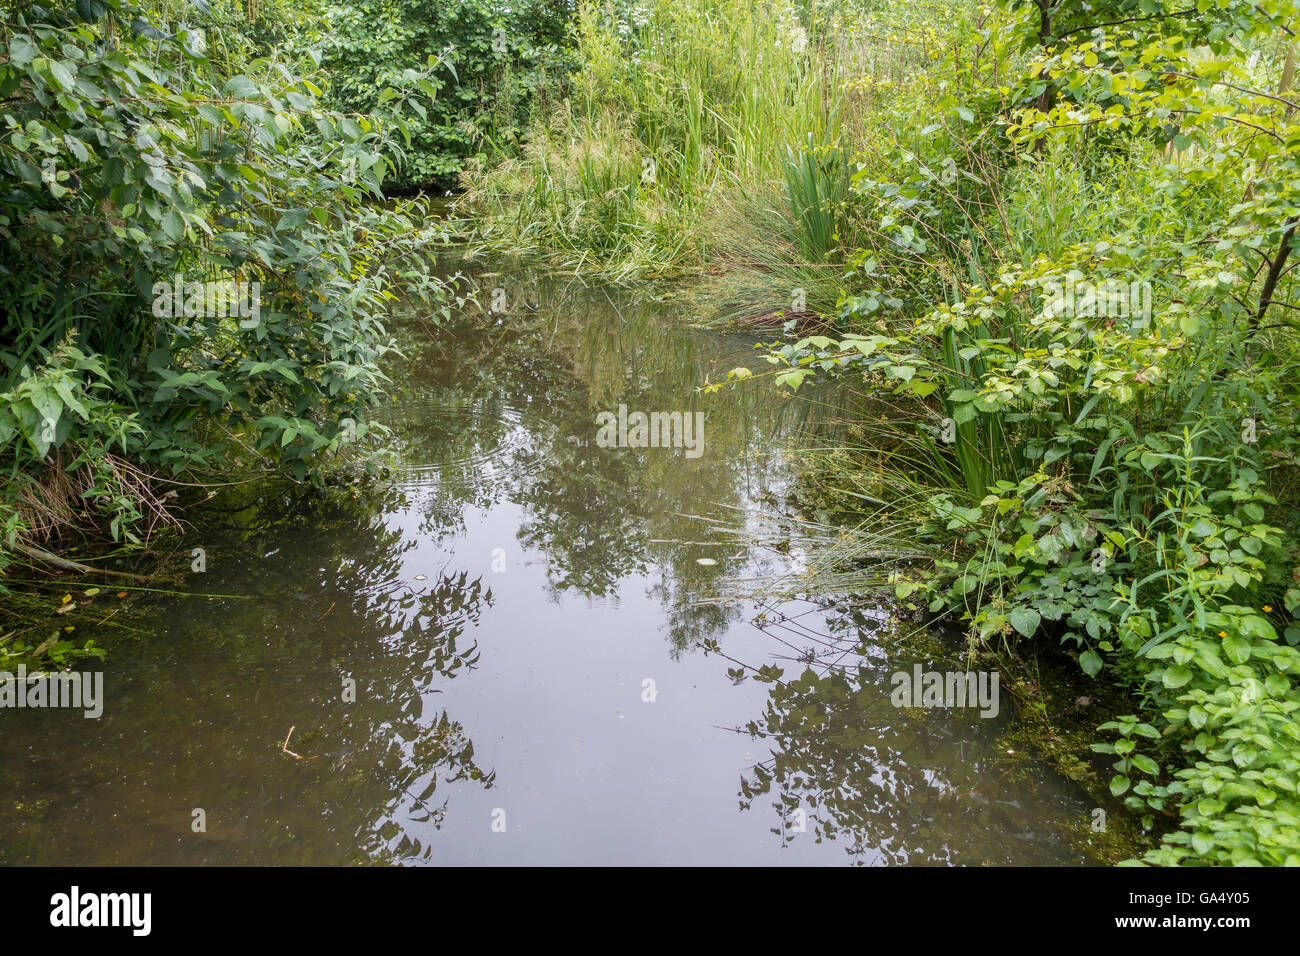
[
  {"left": 176, "top": 270, "right": 805, "bottom": 858},
  {"left": 0, "top": 477, "right": 497, "bottom": 864},
  {"left": 728, "top": 601, "right": 1088, "bottom": 865},
  {"left": 389, "top": 267, "right": 828, "bottom": 625},
  {"left": 203, "top": 483, "right": 496, "bottom": 864},
  {"left": 14, "top": 272, "right": 811, "bottom": 865}
]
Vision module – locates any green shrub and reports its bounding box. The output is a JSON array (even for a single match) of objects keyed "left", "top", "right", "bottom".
[
  {"left": 319, "top": 0, "right": 577, "bottom": 189},
  {"left": 1, "top": 0, "right": 451, "bottom": 565}
]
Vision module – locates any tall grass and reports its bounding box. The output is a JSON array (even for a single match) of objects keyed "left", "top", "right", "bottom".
[{"left": 462, "top": 0, "right": 854, "bottom": 278}]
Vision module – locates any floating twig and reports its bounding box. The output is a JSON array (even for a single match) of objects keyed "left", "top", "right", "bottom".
[{"left": 280, "top": 725, "right": 318, "bottom": 761}]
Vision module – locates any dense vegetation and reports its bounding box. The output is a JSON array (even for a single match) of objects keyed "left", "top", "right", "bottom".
[
  {"left": 5, "top": 0, "right": 1299, "bottom": 866},
  {"left": 0, "top": 0, "right": 457, "bottom": 592},
  {"left": 320, "top": 0, "right": 577, "bottom": 188}
]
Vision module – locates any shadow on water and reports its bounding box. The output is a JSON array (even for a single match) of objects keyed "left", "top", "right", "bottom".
[{"left": 0, "top": 264, "right": 1104, "bottom": 864}]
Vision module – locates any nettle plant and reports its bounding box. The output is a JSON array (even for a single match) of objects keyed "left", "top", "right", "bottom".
[
  {"left": 758, "top": 245, "right": 1267, "bottom": 625},
  {"left": 1, "top": 0, "right": 452, "bottom": 555},
  {"left": 1014, "top": 0, "right": 1300, "bottom": 337}
]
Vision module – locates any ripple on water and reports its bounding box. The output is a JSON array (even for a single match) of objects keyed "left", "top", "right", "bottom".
[{"left": 378, "top": 398, "right": 558, "bottom": 486}]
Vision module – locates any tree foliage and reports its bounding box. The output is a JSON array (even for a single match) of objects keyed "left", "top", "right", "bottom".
[
  {"left": 0, "top": 0, "right": 450, "bottom": 568},
  {"left": 319, "top": 0, "right": 577, "bottom": 187}
]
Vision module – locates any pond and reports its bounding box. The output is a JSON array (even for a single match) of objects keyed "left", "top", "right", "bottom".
[{"left": 0, "top": 263, "right": 1101, "bottom": 865}]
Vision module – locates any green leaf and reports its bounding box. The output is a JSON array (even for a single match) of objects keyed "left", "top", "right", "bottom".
[
  {"left": 161, "top": 210, "right": 185, "bottom": 241},
  {"left": 1238, "top": 615, "right": 1277, "bottom": 641},
  {"left": 1131, "top": 754, "right": 1159, "bottom": 776},
  {"left": 1079, "top": 650, "right": 1103, "bottom": 676},
  {"left": 775, "top": 369, "right": 810, "bottom": 390},
  {"left": 48, "top": 60, "right": 77, "bottom": 93},
  {"left": 1223, "top": 634, "right": 1251, "bottom": 664},
  {"left": 9, "top": 36, "right": 37, "bottom": 67},
  {"left": 1008, "top": 607, "right": 1041, "bottom": 637}
]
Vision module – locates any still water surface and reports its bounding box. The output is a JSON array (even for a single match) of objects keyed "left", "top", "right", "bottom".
[{"left": 0, "top": 269, "right": 1097, "bottom": 864}]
